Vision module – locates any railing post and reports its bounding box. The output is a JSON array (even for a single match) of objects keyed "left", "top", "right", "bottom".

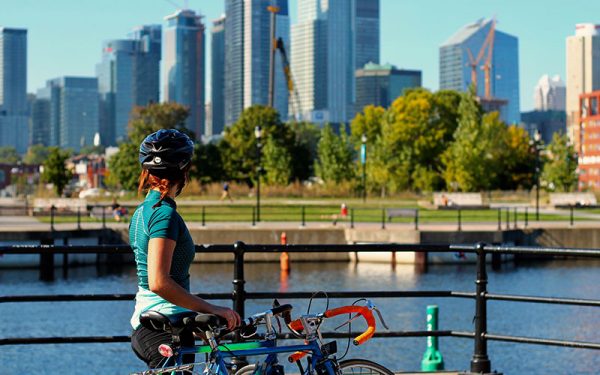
[
  {"left": 102, "top": 206, "right": 106, "bottom": 229},
  {"left": 251, "top": 207, "right": 256, "bottom": 227},
  {"left": 570, "top": 205, "right": 574, "bottom": 227},
  {"left": 497, "top": 208, "right": 501, "bottom": 230},
  {"left": 471, "top": 242, "right": 491, "bottom": 374},
  {"left": 505, "top": 208, "right": 510, "bottom": 230},
  {"left": 415, "top": 209, "right": 419, "bottom": 230},
  {"left": 381, "top": 208, "right": 386, "bottom": 230},
  {"left": 350, "top": 208, "right": 354, "bottom": 229},
  {"left": 202, "top": 206, "right": 206, "bottom": 227},
  {"left": 457, "top": 208, "right": 462, "bottom": 231},
  {"left": 40, "top": 238, "right": 55, "bottom": 282},
  {"left": 301, "top": 206, "right": 306, "bottom": 227},
  {"left": 232, "top": 241, "right": 246, "bottom": 322},
  {"left": 525, "top": 207, "right": 528, "bottom": 228},
  {"left": 513, "top": 207, "right": 518, "bottom": 229},
  {"left": 77, "top": 206, "right": 82, "bottom": 230},
  {"left": 50, "top": 205, "right": 56, "bottom": 232}
]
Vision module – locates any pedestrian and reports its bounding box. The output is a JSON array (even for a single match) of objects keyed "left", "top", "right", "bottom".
[
  {"left": 220, "top": 181, "right": 233, "bottom": 202},
  {"left": 129, "top": 129, "right": 240, "bottom": 369}
]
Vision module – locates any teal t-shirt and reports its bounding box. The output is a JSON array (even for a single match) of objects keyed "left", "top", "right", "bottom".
[{"left": 129, "top": 190, "right": 195, "bottom": 329}]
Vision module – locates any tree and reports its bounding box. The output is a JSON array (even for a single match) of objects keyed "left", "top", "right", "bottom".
[
  {"left": 23, "top": 145, "right": 51, "bottom": 165},
  {"left": 315, "top": 124, "right": 355, "bottom": 184},
  {"left": 41, "top": 147, "right": 73, "bottom": 196},
  {"left": 0, "top": 146, "right": 20, "bottom": 164},
  {"left": 350, "top": 105, "right": 385, "bottom": 144},
  {"left": 107, "top": 102, "right": 191, "bottom": 192},
  {"left": 262, "top": 137, "right": 292, "bottom": 185},
  {"left": 497, "top": 125, "right": 536, "bottom": 190},
  {"left": 541, "top": 133, "right": 578, "bottom": 192},
  {"left": 79, "top": 144, "right": 105, "bottom": 156},
  {"left": 288, "top": 121, "right": 320, "bottom": 182},
  {"left": 194, "top": 142, "right": 224, "bottom": 184},
  {"left": 221, "top": 105, "right": 293, "bottom": 185}
]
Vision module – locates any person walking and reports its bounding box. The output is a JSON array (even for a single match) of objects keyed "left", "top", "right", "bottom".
[
  {"left": 220, "top": 181, "right": 233, "bottom": 202},
  {"left": 129, "top": 129, "right": 240, "bottom": 369}
]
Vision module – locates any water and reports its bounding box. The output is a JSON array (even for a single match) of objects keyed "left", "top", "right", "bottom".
[{"left": 1, "top": 257, "right": 599, "bottom": 374}]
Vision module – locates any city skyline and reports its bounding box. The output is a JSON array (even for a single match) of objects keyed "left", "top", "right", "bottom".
[{"left": 1, "top": 0, "right": 600, "bottom": 112}]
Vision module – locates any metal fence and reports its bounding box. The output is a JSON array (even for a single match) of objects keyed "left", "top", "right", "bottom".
[{"left": 0, "top": 242, "right": 599, "bottom": 373}]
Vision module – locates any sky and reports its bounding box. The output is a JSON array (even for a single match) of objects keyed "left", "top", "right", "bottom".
[{"left": 2, "top": 0, "right": 600, "bottom": 112}]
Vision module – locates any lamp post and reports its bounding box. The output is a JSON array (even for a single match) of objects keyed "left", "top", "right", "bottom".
[
  {"left": 533, "top": 130, "right": 542, "bottom": 221},
  {"left": 255, "top": 126, "right": 263, "bottom": 222},
  {"left": 361, "top": 134, "right": 367, "bottom": 202}
]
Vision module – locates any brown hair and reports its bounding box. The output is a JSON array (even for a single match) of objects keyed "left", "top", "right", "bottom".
[{"left": 138, "top": 167, "right": 190, "bottom": 208}]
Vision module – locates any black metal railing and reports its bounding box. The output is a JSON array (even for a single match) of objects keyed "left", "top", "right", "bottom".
[
  {"left": 1, "top": 242, "right": 600, "bottom": 373},
  {"left": 19, "top": 203, "right": 589, "bottom": 231}
]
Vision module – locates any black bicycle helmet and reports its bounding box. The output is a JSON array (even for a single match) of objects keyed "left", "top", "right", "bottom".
[{"left": 139, "top": 129, "right": 194, "bottom": 171}]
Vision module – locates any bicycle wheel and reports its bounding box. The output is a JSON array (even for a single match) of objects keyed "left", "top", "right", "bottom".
[
  {"left": 338, "top": 359, "right": 394, "bottom": 375},
  {"left": 234, "top": 363, "right": 257, "bottom": 375}
]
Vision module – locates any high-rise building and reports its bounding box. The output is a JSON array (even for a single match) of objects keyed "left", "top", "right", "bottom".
[
  {"left": 292, "top": 0, "right": 355, "bottom": 124},
  {"left": 534, "top": 74, "right": 566, "bottom": 111},
  {"left": 577, "top": 91, "right": 600, "bottom": 189},
  {"left": 224, "top": 0, "right": 290, "bottom": 126},
  {"left": 97, "top": 25, "right": 161, "bottom": 145},
  {"left": 566, "top": 24, "right": 600, "bottom": 149},
  {"left": 211, "top": 15, "right": 226, "bottom": 135},
  {"left": 30, "top": 91, "right": 51, "bottom": 146},
  {"left": 355, "top": 0, "right": 379, "bottom": 70},
  {"left": 439, "top": 18, "right": 520, "bottom": 124},
  {"left": 355, "top": 62, "right": 421, "bottom": 111},
  {"left": 164, "top": 9, "right": 205, "bottom": 139},
  {"left": 520, "top": 110, "right": 566, "bottom": 145},
  {"left": 45, "top": 77, "right": 99, "bottom": 152},
  {"left": 0, "top": 27, "right": 29, "bottom": 153}
]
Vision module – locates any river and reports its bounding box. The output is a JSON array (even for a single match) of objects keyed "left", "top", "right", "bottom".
[{"left": 1, "top": 252, "right": 599, "bottom": 374}]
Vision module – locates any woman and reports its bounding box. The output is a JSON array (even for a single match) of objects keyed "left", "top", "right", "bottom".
[{"left": 130, "top": 129, "right": 240, "bottom": 368}]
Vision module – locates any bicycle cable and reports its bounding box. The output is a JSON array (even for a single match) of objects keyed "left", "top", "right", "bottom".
[
  {"left": 338, "top": 298, "right": 368, "bottom": 361},
  {"left": 307, "top": 290, "right": 329, "bottom": 314}
]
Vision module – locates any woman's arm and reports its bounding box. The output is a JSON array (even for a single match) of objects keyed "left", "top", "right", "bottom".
[{"left": 147, "top": 237, "right": 240, "bottom": 329}]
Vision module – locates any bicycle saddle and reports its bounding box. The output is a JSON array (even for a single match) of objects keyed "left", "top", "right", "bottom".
[{"left": 140, "top": 310, "right": 198, "bottom": 332}]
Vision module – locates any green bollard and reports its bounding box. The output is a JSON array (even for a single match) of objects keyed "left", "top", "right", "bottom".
[{"left": 421, "top": 305, "right": 444, "bottom": 371}]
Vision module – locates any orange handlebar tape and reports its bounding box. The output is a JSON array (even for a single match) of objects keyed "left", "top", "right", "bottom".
[
  {"left": 323, "top": 306, "right": 376, "bottom": 345},
  {"left": 288, "top": 350, "right": 308, "bottom": 363},
  {"left": 288, "top": 318, "right": 304, "bottom": 332}
]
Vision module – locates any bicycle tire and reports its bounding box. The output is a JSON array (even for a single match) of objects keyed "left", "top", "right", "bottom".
[
  {"left": 338, "top": 359, "right": 394, "bottom": 375},
  {"left": 234, "top": 363, "right": 257, "bottom": 375}
]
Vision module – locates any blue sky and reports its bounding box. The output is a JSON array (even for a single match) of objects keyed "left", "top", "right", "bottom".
[{"left": 2, "top": 0, "right": 600, "bottom": 111}]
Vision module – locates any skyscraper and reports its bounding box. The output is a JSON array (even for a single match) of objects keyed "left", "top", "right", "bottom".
[
  {"left": 45, "top": 77, "right": 99, "bottom": 152},
  {"left": 211, "top": 15, "right": 226, "bottom": 135},
  {"left": 292, "top": 0, "right": 355, "bottom": 124},
  {"left": 355, "top": 62, "right": 421, "bottom": 111},
  {"left": 355, "top": 0, "right": 379, "bottom": 69},
  {"left": 439, "top": 18, "right": 520, "bottom": 124},
  {"left": 224, "top": 0, "right": 290, "bottom": 126},
  {"left": 97, "top": 25, "right": 161, "bottom": 145},
  {"left": 164, "top": 10, "right": 205, "bottom": 139},
  {"left": 534, "top": 74, "right": 566, "bottom": 111},
  {"left": 566, "top": 24, "right": 600, "bottom": 144},
  {"left": 30, "top": 91, "right": 51, "bottom": 146},
  {"left": 0, "top": 27, "right": 29, "bottom": 153}
]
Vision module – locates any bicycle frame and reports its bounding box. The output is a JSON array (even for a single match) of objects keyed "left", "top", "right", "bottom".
[{"left": 162, "top": 337, "right": 333, "bottom": 374}]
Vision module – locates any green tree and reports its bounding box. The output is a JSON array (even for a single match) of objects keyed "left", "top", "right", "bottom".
[
  {"left": 41, "top": 147, "right": 73, "bottom": 196},
  {"left": 262, "top": 137, "right": 292, "bottom": 185},
  {"left": 107, "top": 102, "right": 191, "bottom": 192},
  {"left": 541, "top": 133, "right": 578, "bottom": 192},
  {"left": 194, "top": 142, "right": 224, "bottom": 184},
  {"left": 0, "top": 146, "right": 20, "bottom": 164},
  {"left": 350, "top": 105, "right": 385, "bottom": 144},
  {"left": 221, "top": 105, "right": 292, "bottom": 184},
  {"left": 497, "top": 125, "right": 536, "bottom": 190},
  {"left": 288, "top": 121, "right": 320, "bottom": 182},
  {"left": 79, "top": 144, "right": 106, "bottom": 156},
  {"left": 315, "top": 124, "right": 355, "bottom": 184},
  {"left": 23, "top": 145, "right": 51, "bottom": 165}
]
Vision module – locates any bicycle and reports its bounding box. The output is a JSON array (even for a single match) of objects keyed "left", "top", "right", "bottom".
[{"left": 131, "top": 299, "right": 393, "bottom": 375}]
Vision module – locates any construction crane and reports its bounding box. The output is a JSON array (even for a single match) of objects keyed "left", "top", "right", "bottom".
[
  {"left": 465, "top": 18, "right": 496, "bottom": 99},
  {"left": 267, "top": 5, "right": 302, "bottom": 121}
]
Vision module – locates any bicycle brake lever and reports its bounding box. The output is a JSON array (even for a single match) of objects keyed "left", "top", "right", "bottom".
[{"left": 373, "top": 308, "right": 389, "bottom": 330}]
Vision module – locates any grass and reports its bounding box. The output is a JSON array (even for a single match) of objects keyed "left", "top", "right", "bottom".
[{"left": 36, "top": 204, "right": 580, "bottom": 225}]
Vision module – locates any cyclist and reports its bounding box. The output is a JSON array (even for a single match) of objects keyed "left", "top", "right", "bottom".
[{"left": 129, "top": 129, "right": 240, "bottom": 369}]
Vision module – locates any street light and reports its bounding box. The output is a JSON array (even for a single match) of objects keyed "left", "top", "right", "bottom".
[
  {"left": 533, "top": 130, "right": 542, "bottom": 221},
  {"left": 255, "top": 126, "right": 263, "bottom": 222},
  {"left": 361, "top": 133, "right": 367, "bottom": 202}
]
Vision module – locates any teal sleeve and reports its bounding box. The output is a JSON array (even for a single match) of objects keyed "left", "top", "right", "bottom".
[{"left": 148, "top": 207, "right": 179, "bottom": 241}]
